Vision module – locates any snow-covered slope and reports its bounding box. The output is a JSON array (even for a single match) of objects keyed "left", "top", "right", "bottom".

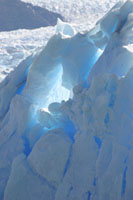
[
  {"left": 0, "top": 0, "right": 118, "bottom": 81},
  {"left": 0, "top": 1, "right": 133, "bottom": 200},
  {"left": 0, "top": 27, "right": 55, "bottom": 81},
  {"left": 0, "top": 0, "right": 64, "bottom": 32},
  {"left": 22, "top": 0, "right": 119, "bottom": 30}
]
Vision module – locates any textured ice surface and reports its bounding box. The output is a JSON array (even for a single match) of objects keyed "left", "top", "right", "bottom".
[
  {"left": 0, "top": 0, "right": 118, "bottom": 81},
  {"left": 0, "top": 0, "right": 64, "bottom": 32},
  {"left": 0, "top": 1, "right": 133, "bottom": 200},
  {"left": 0, "top": 26, "right": 55, "bottom": 81},
  {"left": 22, "top": 0, "right": 119, "bottom": 31}
]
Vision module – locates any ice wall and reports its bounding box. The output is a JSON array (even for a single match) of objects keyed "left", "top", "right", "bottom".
[{"left": 0, "top": 1, "right": 133, "bottom": 200}]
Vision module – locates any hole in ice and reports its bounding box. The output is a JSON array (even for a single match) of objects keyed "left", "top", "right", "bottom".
[
  {"left": 87, "top": 191, "right": 91, "bottom": 200},
  {"left": 121, "top": 166, "right": 128, "bottom": 196},
  {"left": 94, "top": 136, "right": 102, "bottom": 149},
  {"left": 42, "top": 64, "right": 72, "bottom": 110},
  {"left": 104, "top": 112, "right": 109, "bottom": 126},
  {"left": 17, "top": 80, "right": 26, "bottom": 94}
]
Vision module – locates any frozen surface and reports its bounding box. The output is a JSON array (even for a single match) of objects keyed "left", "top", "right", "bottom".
[
  {"left": 22, "top": 0, "right": 119, "bottom": 31},
  {"left": 0, "top": 27, "right": 55, "bottom": 81},
  {"left": 0, "top": 1, "right": 133, "bottom": 200},
  {"left": 0, "top": 0, "right": 64, "bottom": 32},
  {"left": 0, "top": 0, "right": 118, "bottom": 81}
]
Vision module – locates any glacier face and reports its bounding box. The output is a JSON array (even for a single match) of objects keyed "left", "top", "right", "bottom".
[{"left": 0, "top": 1, "right": 133, "bottom": 200}]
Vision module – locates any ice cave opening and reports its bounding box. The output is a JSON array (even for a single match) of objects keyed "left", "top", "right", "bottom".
[{"left": 43, "top": 64, "right": 72, "bottom": 109}]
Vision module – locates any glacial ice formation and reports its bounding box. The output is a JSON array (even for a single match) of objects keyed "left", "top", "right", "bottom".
[
  {"left": 0, "top": 1, "right": 133, "bottom": 200},
  {"left": 0, "top": 0, "right": 118, "bottom": 75}
]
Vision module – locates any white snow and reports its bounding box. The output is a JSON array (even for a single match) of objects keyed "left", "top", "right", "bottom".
[
  {"left": 0, "top": 0, "right": 119, "bottom": 81},
  {"left": 0, "top": 27, "right": 55, "bottom": 80},
  {"left": 22, "top": 0, "right": 119, "bottom": 30}
]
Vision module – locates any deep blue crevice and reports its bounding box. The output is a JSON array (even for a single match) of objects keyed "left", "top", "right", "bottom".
[
  {"left": 21, "top": 115, "right": 38, "bottom": 157},
  {"left": 94, "top": 136, "right": 102, "bottom": 149},
  {"left": 62, "top": 117, "right": 76, "bottom": 143},
  {"left": 16, "top": 66, "right": 30, "bottom": 95},
  {"left": 108, "top": 94, "right": 116, "bottom": 107},
  {"left": 63, "top": 144, "right": 73, "bottom": 177},
  {"left": 22, "top": 135, "right": 31, "bottom": 156},
  {"left": 116, "top": 19, "right": 127, "bottom": 33},
  {"left": 121, "top": 166, "right": 128, "bottom": 196},
  {"left": 87, "top": 191, "right": 91, "bottom": 200},
  {"left": 93, "top": 177, "right": 97, "bottom": 186},
  {"left": 104, "top": 112, "right": 109, "bottom": 126},
  {"left": 16, "top": 62, "right": 30, "bottom": 95},
  {"left": 83, "top": 79, "right": 89, "bottom": 89},
  {"left": 17, "top": 80, "right": 26, "bottom": 94},
  {"left": 110, "top": 19, "right": 119, "bottom": 34},
  {"left": 22, "top": 124, "right": 50, "bottom": 157}
]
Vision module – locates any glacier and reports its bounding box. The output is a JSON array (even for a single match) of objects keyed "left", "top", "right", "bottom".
[
  {"left": 0, "top": 0, "right": 118, "bottom": 81},
  {"left": 22, "top": 0, "right": 119, "bottom": 31},
  {"left": 0, "top": 0, "right": 133, "bottom": 200},
  {"left": 0, "top": 0, "right": 64, "bottom": 32}
]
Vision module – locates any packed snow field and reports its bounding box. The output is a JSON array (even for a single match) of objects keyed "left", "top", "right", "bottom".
[
  {"left": 0, "top": 0, "right": 118, "bottom": 81},
  {"left": 0, "top": 0, "right": 133, "bottom": 200},
  {"left": 0, "top": 27, "right": 55, "bottom": 81},
  {"left": 22, "top": 0, "right": 118, "bottom": 28},
  {"left": 0, "top": 0, "right": 64, "bottom": 32}
]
